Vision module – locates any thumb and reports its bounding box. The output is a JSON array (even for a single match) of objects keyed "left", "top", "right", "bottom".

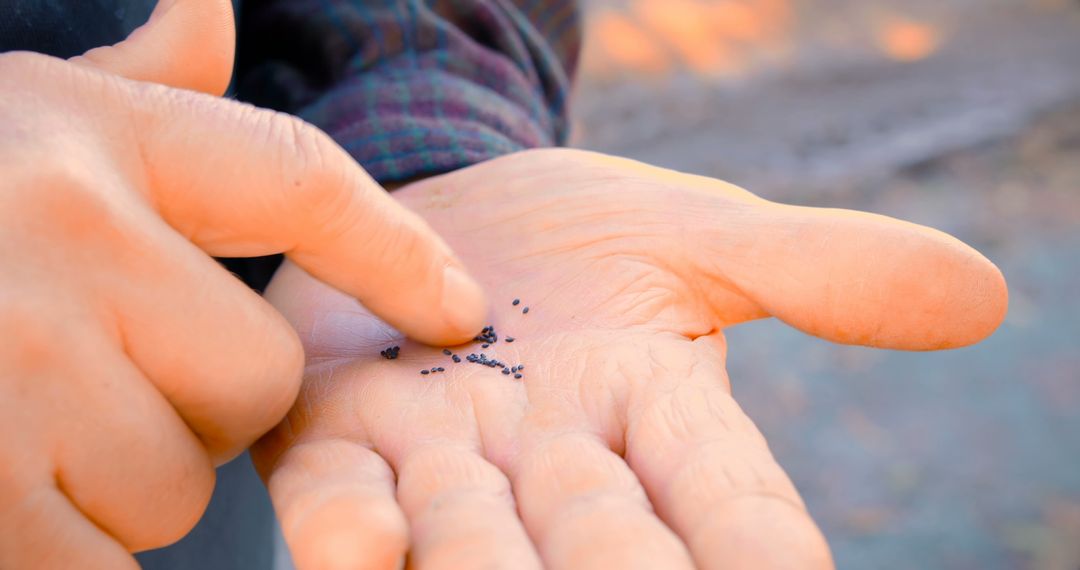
[
  {"left": 696, "top": 184, "right": 1008, "bottom": 351},
  {"left": 71, "top": 0, "right": 235, "bottom": 95}
]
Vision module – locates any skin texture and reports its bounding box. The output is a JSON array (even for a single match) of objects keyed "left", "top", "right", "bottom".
[
  {"left": 0, "top": 1, "right": 485, "bottom": 567},
  {"left": 255, "top": 149, "right": 1008, "bottom": 570}
]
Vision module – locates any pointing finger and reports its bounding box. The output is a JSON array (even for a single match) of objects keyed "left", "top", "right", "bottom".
[
  {"left": 16, "top": 54, "right": 487, "bottom": 345},
  {"left": 131, "top": 83, "right": 487, "bottom": 345}
]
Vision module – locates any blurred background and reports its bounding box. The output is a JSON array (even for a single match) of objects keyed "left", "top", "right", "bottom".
[{"left": 569, "top": 0, "right": 1080, "bottom": 568}]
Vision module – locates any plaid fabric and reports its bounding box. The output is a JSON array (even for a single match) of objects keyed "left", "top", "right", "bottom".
[{"left": 236, "top": 0, "right": 581, "bottom": 183}]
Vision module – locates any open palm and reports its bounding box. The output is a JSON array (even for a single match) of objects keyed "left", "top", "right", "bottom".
[{"left": 254, "top": 149, "right": 1006, "bottom": 570}]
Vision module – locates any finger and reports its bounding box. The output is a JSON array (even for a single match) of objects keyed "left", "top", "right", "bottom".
[
  {"left": 107, "top": 214, "right": 304, "bottom": 462},
  {"left": 116, "top": 68, "right": 486, "bottom": 345},
  {"left": 257, "top": 439, "right": 408, "bottom": 570},
  {"left": 693, "top": 182, "right": 1007, "bottom": 349},
  {"left": 72, "top": 0, "right": 235, "bottom": 95},
  {"left": 625, "top": 383, "right": 833, "bottom": 569},
  {"left": 512, "top": 433, "right": 694, "bottom": 570},
  {"left": 396, "top": 445, "right": 540, "bottom": 570},
  {"left": 51, "top": 342, "right": 215, "bottom": 551},
  {"left": 0, "top": 293, "right": 215, "bottom": 551},
  {"left": 0, "top": 486, "right": 137, "bottom": 570},
  {"left": 17, "top": 54, "right": 486, "bottom": 345}
]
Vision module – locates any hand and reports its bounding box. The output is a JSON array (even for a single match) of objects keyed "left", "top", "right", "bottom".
[
  {"left": 255, "top": 149, "right": 1007, "bottom": 569},
  {"left": 0, "top": 2, "right": 485, "bottom": 567}
]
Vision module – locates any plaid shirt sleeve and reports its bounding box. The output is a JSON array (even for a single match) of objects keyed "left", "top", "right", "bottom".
[{"left": 235, "top": 0, "right": 581, "bottom": 183}]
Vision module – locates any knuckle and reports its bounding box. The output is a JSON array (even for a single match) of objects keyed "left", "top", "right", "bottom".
[
  {"left": 279, "top": 114, "right": 334, "bottom": 177},
  {"left": 266, "top": 114, "right": 374, "bottom": 237},
  {"left": 1, "top": 153, "right": 137, "bottom": 248},
  {"left": 0, "top": 299, "right": 71, "bottom": 375},
  {"left": 274, "top": 114, "right": 348, "bottom": 205}
]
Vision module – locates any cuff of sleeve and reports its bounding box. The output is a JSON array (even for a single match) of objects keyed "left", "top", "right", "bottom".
[{"left": 298, "top": 68, "right": 558, "bottom": 184}]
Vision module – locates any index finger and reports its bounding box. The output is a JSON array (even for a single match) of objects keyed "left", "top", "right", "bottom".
[{"left": 60, "top": 57, "right": 486, "bottom": 345}]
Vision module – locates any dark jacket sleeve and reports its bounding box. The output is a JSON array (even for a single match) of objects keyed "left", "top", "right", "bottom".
[{"left": 235, "top": 0, "right": 581, "bottom": 183}]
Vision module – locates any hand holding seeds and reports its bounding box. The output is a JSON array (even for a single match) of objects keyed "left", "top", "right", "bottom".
[
  {"left": 254, "top": 149, "right": 1007, "bottom": 570},
  {"left": 0, "top": 5, "right": 486, "bottom": 567}
]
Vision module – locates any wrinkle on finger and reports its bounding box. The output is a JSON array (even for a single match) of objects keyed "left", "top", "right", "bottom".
[
  {"left": 624, "top": 384, "right": 832, "bottom": 568},
  {"left": 396, "top": 445, "right": 540, "bottom": 570}
]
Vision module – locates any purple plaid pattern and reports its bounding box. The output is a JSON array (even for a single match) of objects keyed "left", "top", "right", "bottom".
[{"left": 236, "top": 0, "right": 581, "bottom": 182}]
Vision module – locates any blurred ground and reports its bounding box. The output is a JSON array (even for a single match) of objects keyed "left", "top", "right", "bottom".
[{"left": 571, "top": 1, "right": 1080, "bottom": 568}]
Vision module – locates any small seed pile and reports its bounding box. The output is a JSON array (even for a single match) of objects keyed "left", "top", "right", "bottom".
[
  {"left": 446, "top": 322, "right": 526, "bottom": 379},
  {"left": 381, "top": 298, "right": 531, "bottom": 380},
  {"left": 474, "top": 325, "right": 498, "bottom": 345}
]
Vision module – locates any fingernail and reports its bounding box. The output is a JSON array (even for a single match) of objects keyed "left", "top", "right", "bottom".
[{"left": 441, "top": 264, "right": 487, "bottom": 337}]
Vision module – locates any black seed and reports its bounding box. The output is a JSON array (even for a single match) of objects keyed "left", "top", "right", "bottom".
[
  {"left": 514, "top": 374, "right": 523, "bottom": 379},
  {"left": 502, "top": 369, "right": 511, "bottom": 375},
  {"left": 443, "top": 349, "right": 452, "bottom": 355},
  {"left": 481, "top": 343, "right": 489, "bottom": 348},
  {"left": 512, "top": 299, "right": 520, "bottom": 306},
  {"left": 522, "top": 307, "right": 529, "bottom": 314},
  {"left": 421, "top": 370, "right": 429, "bottom": 375},
  {"left": 436, "top": 367, "right": 445, "bottom": 372},
  {"left": 452, "top": 355, "right": 461, "bottom": 363},
  {"left": 505, "top": 337, "right": 514, "bottom": 343},
  {"left": 516, "top": 364, "right": 524, "bottom": 370}
]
